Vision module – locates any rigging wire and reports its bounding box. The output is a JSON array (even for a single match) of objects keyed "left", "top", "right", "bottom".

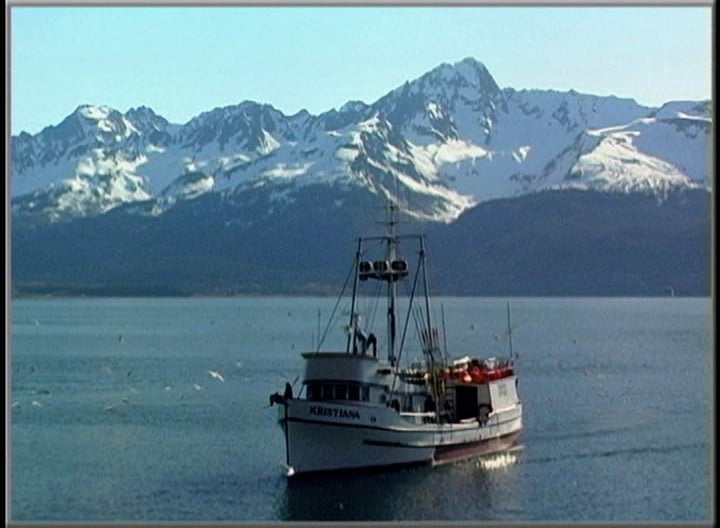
[
  {"left": 390, "top": 244, "right": 423, "bottom": 395},
  {"left": 367, "top": 276, "right": 382, "bottom": 332},
  {"left": 315, "top": 253, "right": 356, "bottom": 352}
]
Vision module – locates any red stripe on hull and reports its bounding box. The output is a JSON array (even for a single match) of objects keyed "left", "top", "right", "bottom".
[{"left": 433, "top": 431, "right": 520, "bottom": 465}]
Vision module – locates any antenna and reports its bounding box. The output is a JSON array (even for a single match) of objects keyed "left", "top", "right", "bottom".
[
  {"left": 441, "top": 303, "right": 449, "bottom": 362},
  {"left": 506, "top": 301, "right": 514, "bottom": 359}
]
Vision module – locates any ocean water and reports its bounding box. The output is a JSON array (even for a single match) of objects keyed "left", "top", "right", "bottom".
[{"left": 9, "top": 296, "right": 714, "bottom": 522}]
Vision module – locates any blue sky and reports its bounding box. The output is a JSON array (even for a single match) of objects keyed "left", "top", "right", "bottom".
[{"left": 9, "top": 5, "right": 713, "bottom": 135}]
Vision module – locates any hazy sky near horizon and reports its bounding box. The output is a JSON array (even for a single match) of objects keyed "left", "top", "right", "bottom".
[{"left": 9, "top": 5, "right": 713, "bottom": 135}]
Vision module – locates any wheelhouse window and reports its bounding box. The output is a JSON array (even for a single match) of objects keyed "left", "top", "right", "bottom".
[
  {"left": 348, "top": 385, "right": 360, "bottom": 401},
  {"left": 307, "top": 384, "right": 320, "bottom": 401},
  {"left": 362, "top": 386, "right": 370, "bottom": 402},
  {"left": 305, "top": 382, "right": 369, "bottom": 402},
  {"left": 334, "top": 384, "right": 348, "bottom": 400},
  {"left": 321, "top": 385, "right": 333, "bottom": 400}
]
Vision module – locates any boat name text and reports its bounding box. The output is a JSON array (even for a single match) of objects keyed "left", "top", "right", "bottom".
[{"left": 309, "top": 406, "right": 361, "bottom": 420}]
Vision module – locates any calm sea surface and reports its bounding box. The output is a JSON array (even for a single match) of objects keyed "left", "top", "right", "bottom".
[{"left": 9, "top": 296, "right": 714, "bottom": 522}]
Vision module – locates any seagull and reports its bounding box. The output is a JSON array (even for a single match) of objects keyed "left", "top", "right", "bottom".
[
  {"left": 208, "top": 370, "right": 225, "bottom": 382},
  {"left": 193, "top": 383, "right": 203, "bottom": 391}
]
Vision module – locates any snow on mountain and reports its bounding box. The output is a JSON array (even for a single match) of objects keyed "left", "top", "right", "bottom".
[
  {"left": 10, "top": 58, "right": 711, "bottom": 224},
  {"left": 11, "top": 148, "right": 152, "bottom": 221},
  {"left": 632, "top": 102, "right": 711, "bottom": 184},
  {"left": 530, "top": 102, "right": 710, "bottom": 197},
  {"left": 373, "top": 57, "right": 501, "bottom": 147},
  {"left": 12, "top": 105, "right": 138, "bottom": 195},
  {"left": 534, "top": 127, "right": 695, "bottom": 197}
]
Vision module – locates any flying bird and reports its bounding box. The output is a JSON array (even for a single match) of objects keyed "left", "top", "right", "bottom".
[{"left": 208, "top": 370, "right": 225, "bottom": 382}]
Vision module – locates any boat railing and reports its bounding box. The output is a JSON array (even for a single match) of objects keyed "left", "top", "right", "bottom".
[{"left": 399, "top": 411, "right": 438, "bottom": 424}]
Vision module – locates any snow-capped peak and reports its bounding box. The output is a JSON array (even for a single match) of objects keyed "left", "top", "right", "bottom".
[{"left": 10, "top": 58, "right": 711, "bottom": 224}]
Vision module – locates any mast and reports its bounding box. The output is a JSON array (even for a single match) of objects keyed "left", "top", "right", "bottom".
[
  {"left": 419, "top": 235, "right": 434, "bottom": 361},
  {"left": 353, "top": 200, "right": 409, "bottom": 365},
  {"left": 346, "top": 238, "right": 363, "bottom": 355},
  {"left": 420, "top": 234, "right": 445, "bottom": 411},
  {"left": 386, "top": 201, "right": 399, "bottom": 366},
  {"left": 420, "top": 235, "right": 440, "bottom": 381}
]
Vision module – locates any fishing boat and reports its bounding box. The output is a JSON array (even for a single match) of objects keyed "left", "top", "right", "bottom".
[{"left": 269, "top": 201, "right": 522, "bottom": 476}]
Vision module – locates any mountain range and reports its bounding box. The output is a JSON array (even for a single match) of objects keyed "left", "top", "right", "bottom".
[{"left": 9, "top": 57, "right": 713, "bottom": 296}]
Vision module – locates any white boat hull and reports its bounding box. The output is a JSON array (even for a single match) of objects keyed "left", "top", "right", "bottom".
[{"left": 278, "top": 399, "right": 522, "bottom": 475}]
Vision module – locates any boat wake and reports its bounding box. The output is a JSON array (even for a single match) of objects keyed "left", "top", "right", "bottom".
[{"left": 522, "top": 441, "right": 704, "bottom": 466}]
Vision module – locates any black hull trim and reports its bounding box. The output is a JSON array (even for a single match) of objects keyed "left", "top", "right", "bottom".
[{"left": 284, "top": 415, "right": 480, "bottom": 434}]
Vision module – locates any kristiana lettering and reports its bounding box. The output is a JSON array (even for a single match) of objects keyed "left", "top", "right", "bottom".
[{"left": 309, "top": 405, "right": 360, "bottom": 420}]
